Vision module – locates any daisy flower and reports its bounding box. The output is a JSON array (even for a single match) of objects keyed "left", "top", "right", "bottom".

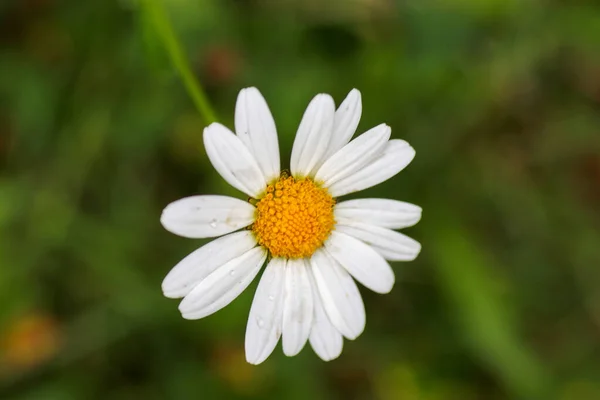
[{"left": 161, "top": 87, "right": 422, "bottom": 364}]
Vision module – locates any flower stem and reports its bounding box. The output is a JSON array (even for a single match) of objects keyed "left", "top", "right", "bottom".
[{"left": 140, "top": 0, "right": 217, "bottom": 124}]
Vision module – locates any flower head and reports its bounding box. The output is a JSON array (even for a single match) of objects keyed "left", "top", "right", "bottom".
[{"left": 161, "top": 87, "right": 422, "bottom": 364}]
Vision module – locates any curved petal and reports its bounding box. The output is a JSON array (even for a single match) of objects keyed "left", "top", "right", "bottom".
[
  {"left": 334, "top": 198, "right": 422, "bottom": 229},
  {"left": 328, "top": 139, "right": 415, "bottom": 197},
  {"left": 282, "top": 258, "right": 313, "bottom": 356},
  {"left": 235, "top": 87, "right": 280, "bottom": 182},
  {"left": 323, "top": 89, "right": 362, "bottom": 160},
  {"left": 310, "top": 249, "right": 365, "bottom": 340},
  {"left": 308, "top": 267, "right": 343, "bottom": 361},
  {"left": 336, "top": 221, "right": 421, "bottom": 262},
  {"left": 179, "top": 246, "right": 267, "bottom": 319},
  {"left": 245, "top": 258, "right": 286, "bottom": 365},
  {"left": 290, "top": 94, "right": 335, "bottom": 178},
  {"left": 160, "top": 195, "right": 255, "bottom": 239},
  {"left": 325, "top": 231, "right": 395, "bottom": 294},
  {"left": 162, "top": 231, "right": 257, "bottom": 299},
  {"left": 203, "top": 123, "right": 267, "bottom": 198},
  {"left": 315, "top": 124, "right": 390, "bottom": 187}
]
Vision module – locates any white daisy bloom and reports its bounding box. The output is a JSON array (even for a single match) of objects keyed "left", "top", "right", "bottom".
[{"left": 161, "top": 87, "right": 422, "bottom": 364}]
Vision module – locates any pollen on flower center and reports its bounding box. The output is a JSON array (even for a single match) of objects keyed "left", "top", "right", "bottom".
[{"left": 252, "top": 176, "right": 335, "bottom": 259}]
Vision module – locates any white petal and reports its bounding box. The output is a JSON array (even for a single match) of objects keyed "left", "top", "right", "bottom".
[
  {"left": 203, "top": 123, "right": 267, "bottom": 198},
  {"left": 328, "top": 139, "right": 415, "bottom": 197},
  {"left": 315, "top": 124, "right": 390, "bottom": 187},
  {"left": 235, "top": 87, "right": 280, "bottom": 182},
  {"left": 245, "top": 258, "right": 286, "bottom": 365},
  {"left": 323, "top": 89, "right": 362, "bottom": 160},
  {"left": 336, "top": 221, "right": 421, "bottom": 262},
  {"left": 325, "top": 231, "right": 395, "bottom": 294},
  {"left": 335, "top": 198, "right": 422, "bottom": 229},
  {"left": 310, "top": 249, "right": 365, "bottom": 340},
  {"left": 162, "top": 231, "right": 257, "bottom": 299},
  {"left": 179, "top": 247, "right": 267, "bottom": 319},
  {"left": 282, "top": 258, "right": 313, "bottom": 356},
  {"left": 290, "top": 94, "right": 335, "bottom": 178},
  {"left": 308, "top": 267, "right": 343, "bottom": 361},
  {"left": 160, "top": 195, "right": 255, "bottom": 239}
]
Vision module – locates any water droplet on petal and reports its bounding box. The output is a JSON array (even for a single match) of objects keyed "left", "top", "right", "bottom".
[
  {"left": 257, "top": 317, "right": 265, "bottom": 328},
  {"left": 209, "top": 219, "right": 218, "bottom": 228},
  {"left": 268, "top": 295, "right": 274, "bottom": 301},
  {"left": 229, "top": 270, "right": 235, "bottom": 276}
]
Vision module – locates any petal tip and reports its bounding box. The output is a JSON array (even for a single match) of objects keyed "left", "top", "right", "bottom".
[
  {"left": 161, "top": 282, "right": 182, "bottom": 299},
  {"left": 315, "top": 93, "right": 335, "bottom": 108},
  {"left": 245, "top": 353, "right": 264, "bottom": 365},
  {"left": 344, "top": 88, "right": 361, "bottom": 105},
  {"left": 203, "top": 122, "right": 219, "bottom": 136},
  {"left": 378, "top": 279, "right": 395, "bottom": 294},
  {"left": 180, "top": 311, "right": 200, "bottom": 320},
  {"left": 282, "top": 344, "right": 303, "bottom": 357}
]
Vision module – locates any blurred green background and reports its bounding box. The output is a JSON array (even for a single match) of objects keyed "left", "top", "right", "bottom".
[{"left": 2, "top": 0, "right": 600, "bottom": 399}]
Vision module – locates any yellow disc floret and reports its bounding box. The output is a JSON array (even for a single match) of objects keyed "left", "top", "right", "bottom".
[{"left": 252, "top": 176, "right": 335, "bottom": 259}]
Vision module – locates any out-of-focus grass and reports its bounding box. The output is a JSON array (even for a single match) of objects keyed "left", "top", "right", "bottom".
[
  {"left": 1, "top": 0, "right": 600, "bottom": 399},
  {"left": 429, "top": 214, "right": 551, "bottom": 399},
  {"left": 139, "top": 0, "right": 217, "bottom": 124}
]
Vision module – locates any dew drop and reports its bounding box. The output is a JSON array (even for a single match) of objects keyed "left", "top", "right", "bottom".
[
  {"left": 268, "top": 295, "right": 275, "bottom": 301},
  {"left": 209, "top": 219, "right": 218, "bottom": 228},
  {"left": 229, "top": 270, "right": 235, "bottom": 276},
  {"left": 256, "top": 317, "right": 265, "bottom": 328}
]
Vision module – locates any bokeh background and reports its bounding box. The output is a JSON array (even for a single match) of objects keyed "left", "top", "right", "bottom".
[{"left": 2, "top": 0, "right": 600, "bottom": 399}]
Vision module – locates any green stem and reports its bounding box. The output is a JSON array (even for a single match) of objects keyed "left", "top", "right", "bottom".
[{"left": 140, "top": 0, "right": 217, "bottom": 124}]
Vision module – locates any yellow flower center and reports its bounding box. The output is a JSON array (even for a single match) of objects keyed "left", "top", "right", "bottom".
[{"left": 252, "top": 176, "right": 335, "bottom": 259}]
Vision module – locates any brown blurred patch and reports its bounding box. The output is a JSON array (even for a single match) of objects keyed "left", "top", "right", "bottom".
[
  {"left": 200, "top": 45, "right": 242, "bottom": 88},
  {"left": 570, "top": 55, "right": 600, "bottom": 104},
  {"left": 20, "top": 0, "right": 56, "bottom": 10},
  {"left": 575, "top": 154, "right": 600, "bottom": 206},
  {"left": 0, "top": 313, "right": 61, "bottom": 373},
  {"left": 328, "top": 356, "right": 372, "bottom": 398},
  {"left": 210, "top": 341, "right": 268, "bottom": 395},
  {"left": 0, "top": 113, "right": 15, "bottom": 165},
  {"left": 0, "top": 0, "right": 56, "bottom": 46},
  {"left": 24, "top": 19, "right": 72, "bottom": 65}
]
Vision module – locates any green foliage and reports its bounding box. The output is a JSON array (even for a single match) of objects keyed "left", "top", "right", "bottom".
[{"left": 2, "top": 0, "right": 600, "bottom": 398}]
